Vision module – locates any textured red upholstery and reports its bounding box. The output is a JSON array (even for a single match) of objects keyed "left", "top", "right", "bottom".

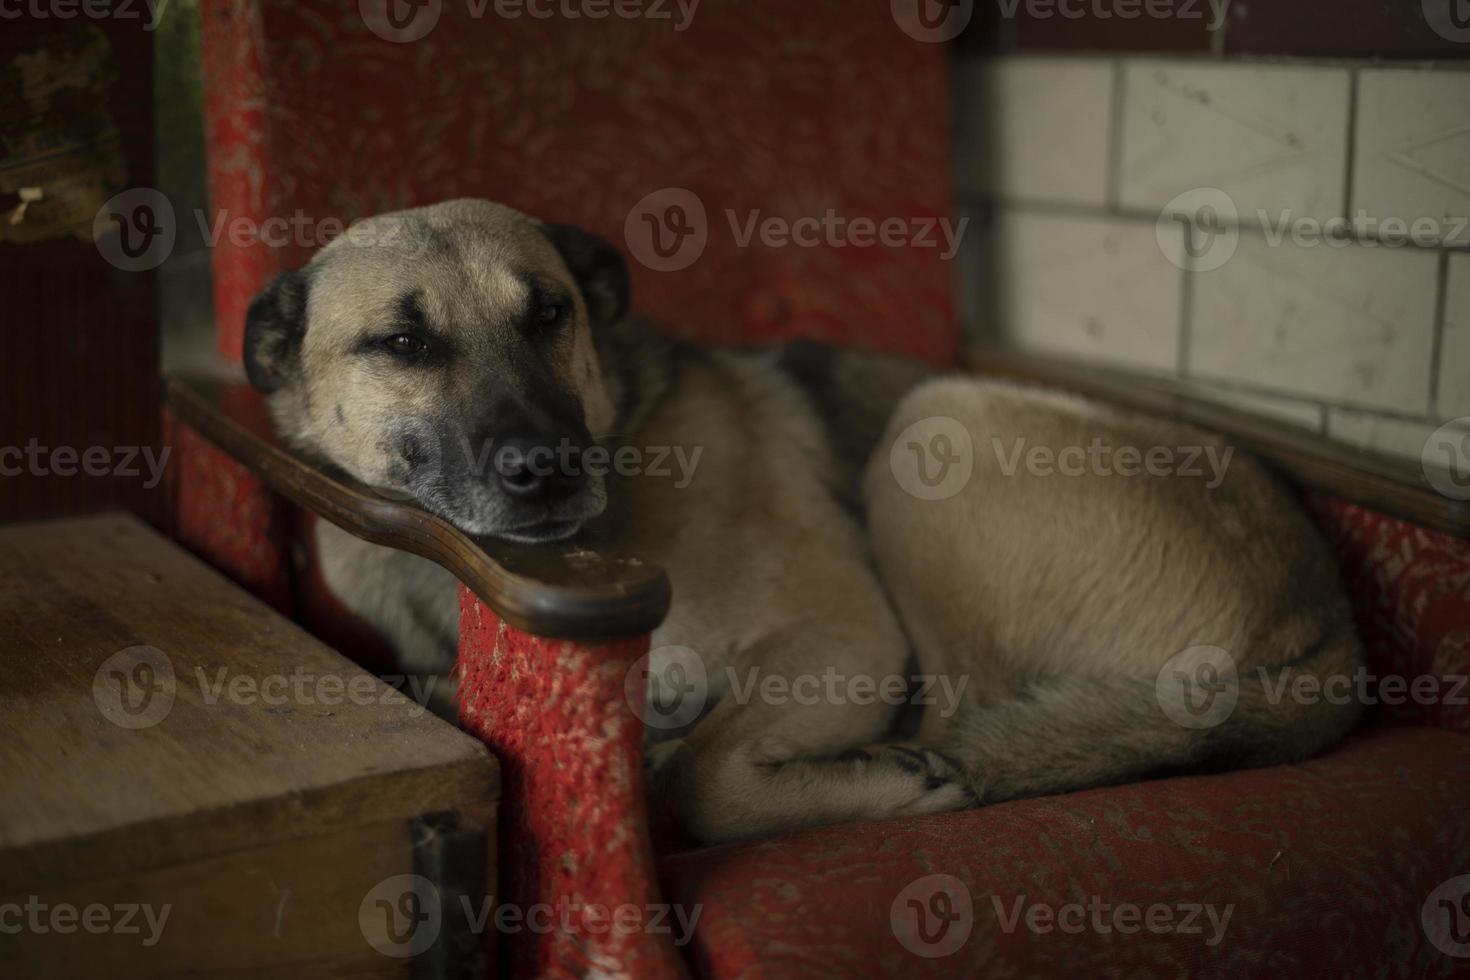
[
  {"left": 200, "top": 0, "right": 954, "bottom": 365},
  {"left": 658, "top": 725, "right": 1470, "bottom": 978},
  {"left": 1312, "top": 497, "right": 1470, "bottom": 733},
  {"left": 456, "top": 593, "right": 681, "bottom": 979}
]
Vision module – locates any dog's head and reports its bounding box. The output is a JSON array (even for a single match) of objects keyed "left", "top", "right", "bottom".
[{"left": 245, "top": 199, "right": 628, "bottom": 542}]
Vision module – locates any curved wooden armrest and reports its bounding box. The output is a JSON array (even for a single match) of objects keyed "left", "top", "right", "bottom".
[
  {"left": 966, "top": 347, "right": 1470, "bottom": 540},
  {"left": 165, "top": 373, "right": 671, "bottom": 639}
]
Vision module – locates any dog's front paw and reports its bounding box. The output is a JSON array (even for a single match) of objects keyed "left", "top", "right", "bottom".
[{"left": 839, "top": 744, "right": 979, "bottom": 819}]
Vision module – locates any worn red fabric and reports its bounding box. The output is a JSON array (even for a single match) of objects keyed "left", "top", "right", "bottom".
[
  {"left": 658, "top": 725, "right": 1470, "bottom": 979},
  {"left": 1311, "top": 496, "right": 1470, "bottom": 733},
  {"left": 169, "top": 415, "right": 293, "bottom": 614},
  {"left": 456, "top": 591, "right": 686, "bottom": 979},
  {"left": 199, "top": 0, "right": 955, "bottom": 365}
]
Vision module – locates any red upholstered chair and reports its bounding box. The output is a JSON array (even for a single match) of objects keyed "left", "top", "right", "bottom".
[{"left": 168, "top": 4, "right": 1470, "bottom": 977}]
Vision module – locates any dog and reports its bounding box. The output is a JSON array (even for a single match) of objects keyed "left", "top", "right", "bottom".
[{"left": 244, "top": 198, "right": 1364, "bottom": 843}]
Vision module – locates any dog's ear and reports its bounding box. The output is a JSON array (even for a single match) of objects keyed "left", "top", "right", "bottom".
[
  {"left": 542, "top": 223, "right": 630, "bottom": 325},
  {"left": 244, "top": 268, "right": 310, "bottom": 393}
]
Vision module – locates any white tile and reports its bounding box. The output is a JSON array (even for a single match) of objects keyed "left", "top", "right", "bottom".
[
  {"left": 955, "top": 57, "right": 1113, "bottom": 207},
  {"left": 1327, "top": 409, "right": 1469, "bottom": 464},
  {"left": 992, "top": 210, "right": 1183, "bottom": 373},
  {"left": 1180, "top": 384, "right": 1324, "bottom": 431},
  {"left": 1188, "top": 233, "right": 1439, "bottom": 414},
  {"left": 1440, "top": 253, "right": 1470, "bottom": 420},
  {"left": 1119, "top": 62, "right": 1351, "bottom": 225},
  {"left": 1353, "top": 70, "right": 1470, "bottom": 248}
]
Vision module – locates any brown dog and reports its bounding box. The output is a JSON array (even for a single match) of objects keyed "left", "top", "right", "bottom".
[{"left": 245, "top": 199, "right": 1364, "bottom": 842}]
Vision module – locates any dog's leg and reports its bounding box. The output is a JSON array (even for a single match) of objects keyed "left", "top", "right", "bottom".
[
  {"left": 895, "top": 630, "right": 1362, "bottom": 805},
  {"left": 647, "top": 601, "right": 978, "bottom": 843},
  {"left": 652, "top": 671, "right": 977, "bottom": 843}
]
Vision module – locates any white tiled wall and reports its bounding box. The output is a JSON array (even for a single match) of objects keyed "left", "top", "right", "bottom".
[
  {"left": 991, "top": 211, "right": 1184, "bottom": 372},
  {"left": 1353, "top": 71, "right": 1470, "bottom": 248},
  {"left": 1441, "top": 254, "right": 1470, "bottom": 418},
  {"left": 1118, "top": 62, "right": 1352, "bottom": 224},
  {"left": 957, "top": 56, "right": 1469, "bottom": 468},
  {"left": 1187, "top": 234, "right": 1440, "bottom": 413},
  {"left": 956, "top": 58, "right": 1113, "bottom": 206}
]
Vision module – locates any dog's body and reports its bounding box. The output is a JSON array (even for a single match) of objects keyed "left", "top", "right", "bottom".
[{"left": 251, "top": 199, "right": 1363, "bottom": 843}]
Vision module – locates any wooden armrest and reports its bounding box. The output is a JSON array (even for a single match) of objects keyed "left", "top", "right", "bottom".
[
  {"left": 165, "top": 373, "right": 671, "bottom": 639},
  {"left": 967, "top": 347, "right": 1470, "bottom": 541}
]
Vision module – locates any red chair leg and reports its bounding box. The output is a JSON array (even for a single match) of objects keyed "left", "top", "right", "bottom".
[{"left": 456, "top": 587, "right": 687, "bottom": 979}]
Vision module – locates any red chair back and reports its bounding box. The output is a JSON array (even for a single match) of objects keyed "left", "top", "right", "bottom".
[{"left": 201, "top": 0, "right": 957, "bottom": 363}]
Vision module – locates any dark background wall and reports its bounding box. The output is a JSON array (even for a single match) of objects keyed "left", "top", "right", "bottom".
[{"left": 1, "top": 19, "right": 162, "bottom": 526}]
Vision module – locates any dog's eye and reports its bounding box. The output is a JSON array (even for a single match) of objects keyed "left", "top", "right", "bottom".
[
  {"left": 384, "top": 334, "right": 427, "bottom": 356},
  {"left": 537, "top": 303, "right": 562, "bottom": 326}
]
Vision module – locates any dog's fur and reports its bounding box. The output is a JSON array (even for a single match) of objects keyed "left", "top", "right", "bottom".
[{"left": 246, "top": 199, "right": 1364, "bottom": 843}]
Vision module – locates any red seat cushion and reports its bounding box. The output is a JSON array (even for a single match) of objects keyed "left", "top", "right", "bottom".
[
  {"left": 658, "top": 725, "right": 1470, "bottom": 978},
  {"left": 1310, "top": 497, "right": 1470, "bottom": 734}
]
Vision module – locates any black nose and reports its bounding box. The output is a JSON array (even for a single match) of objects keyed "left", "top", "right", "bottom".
[{"left": 494, "top": 436, "right": 584, "bottom": 500}]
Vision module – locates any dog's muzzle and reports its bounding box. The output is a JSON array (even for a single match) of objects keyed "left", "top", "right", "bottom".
[{"left": 492, "top": 435, "right": 587, "bottom": 503}]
